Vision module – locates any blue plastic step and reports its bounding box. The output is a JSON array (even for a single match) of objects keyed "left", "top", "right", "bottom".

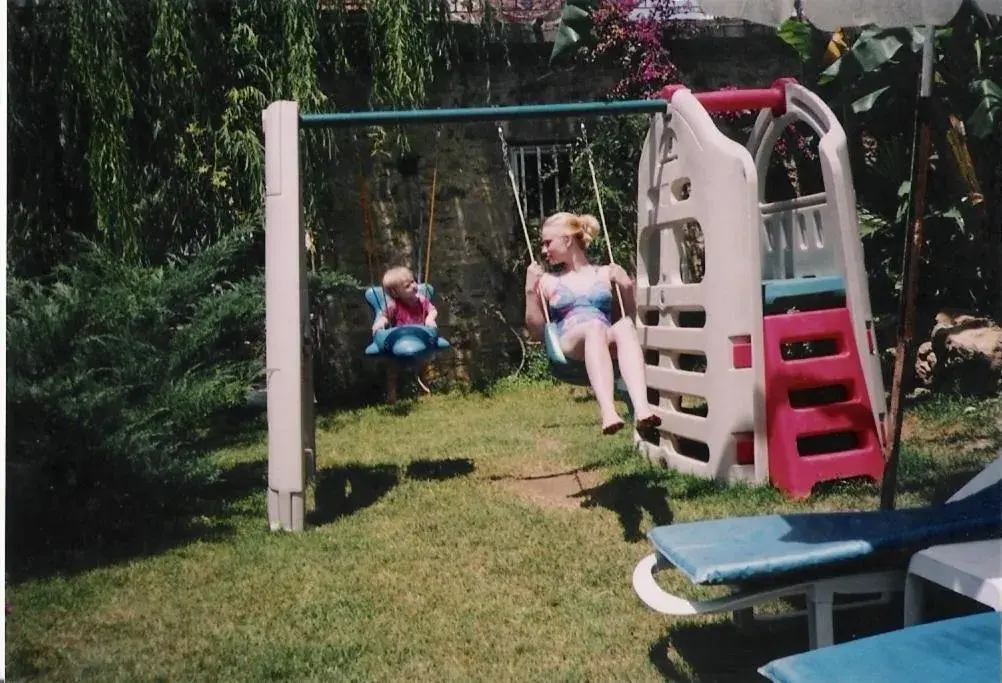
[{"left": 762, "top": 275, "right": 845, "bottom": 310}]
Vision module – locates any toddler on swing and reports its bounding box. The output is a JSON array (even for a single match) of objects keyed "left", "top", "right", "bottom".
[
  {"left": 372, "top": 266, "right": 439, "bottom": 404},
  {"left": 524, "top": 212, "right": 662, "bottom": 435}
]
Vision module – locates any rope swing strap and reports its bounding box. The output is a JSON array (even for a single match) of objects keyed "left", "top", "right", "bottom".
[
  {"left": 580, "top": 121, "right": 626, "bottom": 317},
  {"left": 499, "top": 126, "right": 552, "bottom": 325}
]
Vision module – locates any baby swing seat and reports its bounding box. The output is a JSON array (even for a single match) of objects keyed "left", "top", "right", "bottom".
[{"left": 364, "top": 284, "right": 450, "bottom": 367}]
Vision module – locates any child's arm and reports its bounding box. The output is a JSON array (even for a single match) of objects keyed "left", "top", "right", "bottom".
[
  {"left": 424, "top": 300, "right": 438, "bottom": 328},
  {"left": 372, "top": 301, "right": 394, "bottom": 333}
]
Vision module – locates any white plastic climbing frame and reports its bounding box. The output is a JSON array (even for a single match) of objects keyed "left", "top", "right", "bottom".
[{"left": 634, "top": 80, "right": 887, "bottom": 492}]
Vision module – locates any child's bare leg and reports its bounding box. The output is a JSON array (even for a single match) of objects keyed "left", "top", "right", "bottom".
[
  {"left": 386, "top": 365, "right": 398, "bottom": 405},
  {"left": 417, "top": 363, "right": 431, "bottom": 395},
  {"left": 608, "top": 318, "right": 660, "bottom": 427},
  {"left": 579, "top": 322, "right": 624, "bottom": 433}
]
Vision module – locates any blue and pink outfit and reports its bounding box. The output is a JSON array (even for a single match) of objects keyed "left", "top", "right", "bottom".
[
  {"left": 388, "top": 294, "right": 432, "bottom": 327},
  {"left": 545, "top": 278, "right": 614, "bottom": 337}
]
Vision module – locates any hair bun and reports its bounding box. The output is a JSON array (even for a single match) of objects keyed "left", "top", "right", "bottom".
[{"left": 577, "top": 214, "right": 600, "bottom": 247}]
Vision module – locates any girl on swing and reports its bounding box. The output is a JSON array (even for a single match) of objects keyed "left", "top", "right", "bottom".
[{"left": 524, "top": 211, "right": 662, "bottom": 435}]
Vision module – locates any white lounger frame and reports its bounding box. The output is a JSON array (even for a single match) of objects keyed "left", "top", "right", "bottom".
[{"left": 632, "top": 453, "right": 1002, "bottom": 649}]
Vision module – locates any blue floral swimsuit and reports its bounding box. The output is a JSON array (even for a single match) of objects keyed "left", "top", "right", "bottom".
[{"left": 547, "top": 278, "right": 613, "bottom": 337}]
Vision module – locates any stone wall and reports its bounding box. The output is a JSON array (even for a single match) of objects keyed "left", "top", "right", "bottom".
[{"left": 310, "top": 29, "right": 800, "bottom": 405}]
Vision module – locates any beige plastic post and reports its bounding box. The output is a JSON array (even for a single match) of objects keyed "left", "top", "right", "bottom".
[{"left": 263, "top": 100, "right": 313, "bottom": 532}]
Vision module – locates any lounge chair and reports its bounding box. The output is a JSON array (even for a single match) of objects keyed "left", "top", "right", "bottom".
[
  {"left": 758, "top": 611, "right": 1001, "bottom": 683},
  {"left": 632, "top": 455, "right": 1002, "bottom": 648}
]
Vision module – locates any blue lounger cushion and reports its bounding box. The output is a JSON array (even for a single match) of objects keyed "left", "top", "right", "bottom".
[
  {"left": 648, "top": 482, "right": 1002, "bottom": 585},
  {"left": 759, "top": 611, "right": 1001, "bottom": 683}
]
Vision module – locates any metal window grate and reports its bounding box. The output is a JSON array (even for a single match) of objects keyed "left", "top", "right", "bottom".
[{"left": 508, "top": 142, "right": 575, "bottom": 225}]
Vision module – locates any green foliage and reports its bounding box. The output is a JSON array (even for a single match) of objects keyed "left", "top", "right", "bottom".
[
  {"left": 522, "top": 345, "right": 560, "bottom": 384},
  {"left": 776, "top": 18, "right": 820, "bottom": 63},
  {"left": 968, "top": 78, "right": 1002, "bottom": 137},
  {"left": 566, "top": 116, "right": 652, "bottom": 270},
  {"left": 7, "top": 1, "right": 476, "bottom": 275},
  {"left": 775, "top": 17, "right": 845, "bottom": 85},
  {"left": 6, "top": 227, "right": 266, "bottom": 572},
  {"left": 819, "top": 26, "right": 925, "bottom": 88},
  {"left": 486, "top": 346, "right": 558, "bottom": 394},
  {"left": 550, "top": 0, "right": 601, "bottom": 64},
  {"left": 776, "top": 2, "right": 1002, "bottom": 318}
]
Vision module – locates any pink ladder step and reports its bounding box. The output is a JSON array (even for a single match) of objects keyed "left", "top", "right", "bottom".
[{"left": 763, "top": 307, "right": 884, "bottom": 498}]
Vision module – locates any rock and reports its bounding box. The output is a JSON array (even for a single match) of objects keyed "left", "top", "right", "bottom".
[
  {"left": 914, "top": 341, "right": 936, "bottom": 388},
  {"left": 918, "top": 310, "right": 1002, "bottom": 397}
]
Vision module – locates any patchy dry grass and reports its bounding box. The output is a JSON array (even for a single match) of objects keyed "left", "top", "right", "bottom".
[{"left": 6, "top": 385, "right": 1000, "bottom": 682}]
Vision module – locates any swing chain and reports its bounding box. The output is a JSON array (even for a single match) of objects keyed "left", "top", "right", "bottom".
[
  {"left": 499, "top": 127, "right": 534, "bottom": 258},
  {"left": 497, "top": 126, "right": 511, "bottom": 168}
]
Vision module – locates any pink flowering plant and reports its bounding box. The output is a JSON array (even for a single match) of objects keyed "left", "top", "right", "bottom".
[{"left": 574, "top": 0, "right": 820, "bottom": 201}]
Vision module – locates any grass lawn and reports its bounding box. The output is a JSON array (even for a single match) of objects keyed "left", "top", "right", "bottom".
[{"left": 7, "top": 382, "right": 1001, "bottom": 682}]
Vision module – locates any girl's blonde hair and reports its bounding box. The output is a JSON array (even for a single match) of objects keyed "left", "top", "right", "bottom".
[
  {"left": 543, "top": 211, "right": 600, "bottom": 248},
  {"left": 381, "top": 266, "right": 414, "bottom": 295}
]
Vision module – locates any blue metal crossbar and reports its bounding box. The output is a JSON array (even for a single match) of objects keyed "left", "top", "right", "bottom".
[{"left": 299, "top": 99, "right": 669, "bottom": 128}]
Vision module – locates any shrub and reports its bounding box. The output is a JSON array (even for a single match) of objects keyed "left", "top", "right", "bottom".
[{"left": 7, "top": 227, "right": 266, "bottom": 572}]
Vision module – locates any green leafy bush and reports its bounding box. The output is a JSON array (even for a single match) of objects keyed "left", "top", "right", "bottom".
[{"left": 6, "top": 227, "right": 266, "bottom": 571}]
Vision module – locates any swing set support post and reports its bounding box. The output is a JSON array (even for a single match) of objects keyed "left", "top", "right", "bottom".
[{"left": 263, "top": 100, "right": 313, "bottom": 532}]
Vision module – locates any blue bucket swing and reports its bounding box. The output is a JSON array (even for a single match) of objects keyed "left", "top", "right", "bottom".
[
  {"left": 361, "top": 143, "right": 451, "bottom": 374},
  {"left": 500, "top": 123, "right": 632, "bottom": 415},
  {"left": 363, "top": 283, "right": 450, "bottom": 369}
]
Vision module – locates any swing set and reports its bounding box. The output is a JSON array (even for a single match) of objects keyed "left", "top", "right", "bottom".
[
  {"left": 263, "top": 96, "right": 670, "bottom": 532},
  {"left": 267, "top": 80, "right": 891, "bottom": 533}
]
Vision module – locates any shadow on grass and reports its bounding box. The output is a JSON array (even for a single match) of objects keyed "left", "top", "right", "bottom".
[
  {"left": 315, "top": 398, "right": 419, "bottom": 431},
  {"left": 309, "top": 457, "right": 475, "bottom": 526},
  {"left": 198, "top": 406, "right": 269, "bottom": 452},
  {"left": 8, "top": 459, "right": 267, "bottom": 585},
  {"left": 486, "top": 464, "right": 602, "bottom": 483},
  {"left": 648, "top": 599, "right": 904, "bottom": 682},
  {"left": 573, "top": 473, "right": 674, "bottom": 542},
  {"left": 895, "top": 452, "right": 1000, "bottom": 504},
  {"left": 405, "top": 458, "right": 476, "bottom": 480}
]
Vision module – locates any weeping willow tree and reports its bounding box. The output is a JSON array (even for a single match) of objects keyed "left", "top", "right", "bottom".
[
  {"left": 8, "top": 0, "right": 510, "bottom": 574},
  {"left": 8, "top": 0, "right": 489, "bottom": 275}
]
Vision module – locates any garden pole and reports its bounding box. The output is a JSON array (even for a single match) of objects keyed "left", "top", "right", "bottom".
[{"left": 881, "top": 26, "right": 936, "bottom": 511}]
